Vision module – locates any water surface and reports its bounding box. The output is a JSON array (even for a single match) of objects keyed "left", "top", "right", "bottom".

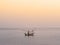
[{"left": 0, "top": 29, "right": 60, "bottom": 45}]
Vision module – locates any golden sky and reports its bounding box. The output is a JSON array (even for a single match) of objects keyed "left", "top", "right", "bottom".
[{"left": 0, "top": 0, "right": 60, "bottom": 27}]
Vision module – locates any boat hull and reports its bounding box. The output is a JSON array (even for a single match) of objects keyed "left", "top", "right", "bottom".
[{"left": 24, "top": 33, "right": 34, "bottom": 36}]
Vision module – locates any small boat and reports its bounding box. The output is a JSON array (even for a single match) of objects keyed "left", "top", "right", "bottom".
[{"left": 24, "top": 30, "right": 34, "bottom": 36}]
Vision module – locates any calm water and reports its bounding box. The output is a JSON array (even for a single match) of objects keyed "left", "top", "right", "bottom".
[{"left": 0, "top": 29, "right": 60, "bottom": 45}]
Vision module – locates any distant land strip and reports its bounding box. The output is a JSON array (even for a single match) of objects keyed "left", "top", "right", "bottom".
[
  {"left": 0, "top": 28, "right": 22, "bottom": 30},
  {"left": 0, "top": 27, "right": 60, "bottom": 30}
]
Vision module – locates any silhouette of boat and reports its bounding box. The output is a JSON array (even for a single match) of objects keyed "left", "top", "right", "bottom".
[{"left": 24, "top": 30, "right": 34, "bottom": 36}]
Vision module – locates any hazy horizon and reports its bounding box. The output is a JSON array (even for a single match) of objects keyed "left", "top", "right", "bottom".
[{"left": 0, "top": 1, "right": 60, "bottom": 45}]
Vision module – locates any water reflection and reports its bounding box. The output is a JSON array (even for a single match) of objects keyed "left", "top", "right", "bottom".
[{"left": 0, "top": 29, "right": 60, "bottom": 45}]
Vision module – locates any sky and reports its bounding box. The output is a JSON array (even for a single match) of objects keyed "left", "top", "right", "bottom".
[{"left": 0, "top": 0, "right": 60, "bottom": 28}]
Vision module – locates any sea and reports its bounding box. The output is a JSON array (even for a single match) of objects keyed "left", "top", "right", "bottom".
[{"left": 0, "top": 28, "right": 60, "bottom": 45}]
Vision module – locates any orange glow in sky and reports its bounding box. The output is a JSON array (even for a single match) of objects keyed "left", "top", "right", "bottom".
[{"left": 0, "top": 0, "right": 60, "bottom": 27}]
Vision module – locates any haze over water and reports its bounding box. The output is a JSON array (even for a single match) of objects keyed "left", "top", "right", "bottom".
[{"left": 0, "top": 0, "right": 60, "bottom": 45}]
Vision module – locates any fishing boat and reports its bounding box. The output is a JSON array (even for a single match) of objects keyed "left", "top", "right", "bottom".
[{"left": 24, "top": 30, "right": 34, "bottom": 36}]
